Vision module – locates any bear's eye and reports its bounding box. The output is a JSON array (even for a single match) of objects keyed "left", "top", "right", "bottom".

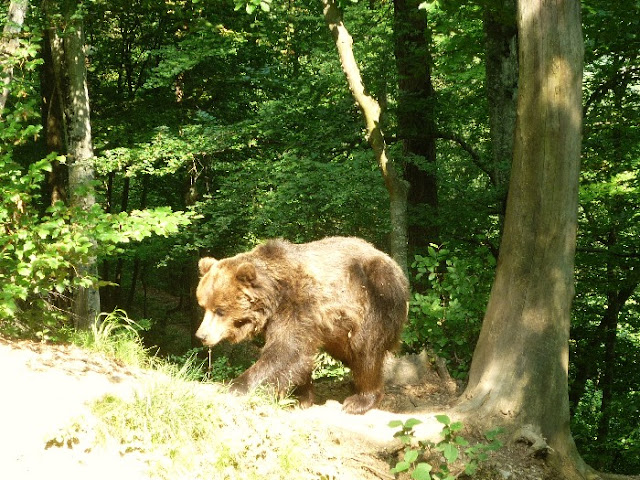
[
  {"left": 215, "top": 308, "right": 225, "bottom": 317},
  {"left": 234, "top": 319, "right": 251, "bottom": 329}
]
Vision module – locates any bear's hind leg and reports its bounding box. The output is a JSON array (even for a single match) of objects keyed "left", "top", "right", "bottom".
[
  {"left": 342, "top": 354, "right": 384, "bottom": 414},
  {"left": 342, "top": 390, "right": 383, "bottom": 415}
]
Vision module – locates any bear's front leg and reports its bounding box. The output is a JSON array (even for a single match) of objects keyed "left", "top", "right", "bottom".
[
  {"left": 229, "top": 343, "right": 315, "bottom": 407},
  {"left": 228, "top": 359, "right": 277, "bottom": 394}
]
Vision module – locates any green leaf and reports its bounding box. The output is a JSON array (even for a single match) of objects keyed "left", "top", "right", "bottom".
[
  {"left": 435, "top": 414, "right": 451, "bottom": 425},
  {"left": 17, "top": 266, "right": 31, "bottom": 276},
  {"left": 405, "top": 418, "right": 423, "bottom": 429},
  {"left": 391, "top": 461, "right": 411, "bottom": 473},
  {"left": 411, "top": 462, "right": 433, "bottom": 480},
  {"left": 450, "top": 421, "right": 464, "bottom": 432},
  {"left": 441, "top": 443, "right": 459, "bottom": 463},
  {"left": 465, "top": 461, "right": 478, "bottom": 475},
  {"left": 404, "top": 449, "right": 419, "bottom": 463}
]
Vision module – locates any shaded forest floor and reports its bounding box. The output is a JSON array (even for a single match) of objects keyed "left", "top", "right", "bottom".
[{"left": 1, "top": 336, "right": 637, "bottom": 480}]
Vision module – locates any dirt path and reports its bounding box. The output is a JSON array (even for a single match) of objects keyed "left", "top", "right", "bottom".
[
  {"left": 5, "top": 337, "right": 633, "bottom": 480},
  {"left": 0, "top": 338, "right": 457, "bottom": 480},
  {"left": 0, "top": 338, "right": 148, "bottom": 480}
]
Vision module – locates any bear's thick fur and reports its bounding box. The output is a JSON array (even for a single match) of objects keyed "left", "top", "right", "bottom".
[{"left": 195, "top": 236, "right": 408, "bottom": 414}]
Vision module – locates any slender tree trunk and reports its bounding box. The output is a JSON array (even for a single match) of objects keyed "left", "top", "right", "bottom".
[
  {"left": 65, "top": 13, "right": 100, "bottom": 329},
  {"left": 126, "top": 175, "right": 149, "bottom": 308},
  {"left": 457, "top": 0, "right": 588, "bottom": 477},
  {"left": 45, "top": 0, "right": 100, "bottom": 329},
  {"left": 570, "top": 271, "right": 639, "bottom": 419},
  {"left": 321, "top": 0, "right": 409, "bottom": 273},
  {"left": 0, "top": 0, "right": 29, "bottom": 116},
  {"left": 597, "top": 293, "right": 620, "bottom": 457},
  {"left": 100, "top": 171, "right": 115, "bottom": 311},
  {"left": 483, "top": 0, "right": 518, "bottom": 215},
  {"left": 393, "top": 0, "right": 438, "bottom": 249},
  {"left": 41, "top": 30, "right": 68, "bottom": 204},
  {"left": 595, "top": 252, "right": 638, "bottom": 467},
  {"left": 114, "top": 175, "right": 130, "bottom": 305}
]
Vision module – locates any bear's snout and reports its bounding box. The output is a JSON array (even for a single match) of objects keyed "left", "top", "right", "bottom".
[
  {"left": 194, "top": 328, "right": 209, "bottom": 344},
  {"left": 195, "top": 310, "right": 228, "bottom": 347}
]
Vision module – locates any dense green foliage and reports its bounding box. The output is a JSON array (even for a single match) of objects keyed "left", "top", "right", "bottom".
[
  {"left": 406, "top": 244, "right": 494, "bottom": 378},
  {"left": 569, "top": 0, "right": 640, "bottom": 471},
  {"left": 0, "top": 0, "right": 638, "bottom": 474}
]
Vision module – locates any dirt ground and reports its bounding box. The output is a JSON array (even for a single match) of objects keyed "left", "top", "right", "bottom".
[{"left": 1, "top": 337, "right": 637, "bottom": 480}]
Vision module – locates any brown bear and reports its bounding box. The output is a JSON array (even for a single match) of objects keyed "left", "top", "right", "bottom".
[{"left": 195, "top": 236, "right": 408, "bottom": 414}]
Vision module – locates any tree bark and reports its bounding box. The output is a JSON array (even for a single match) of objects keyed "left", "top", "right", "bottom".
[
  {"left": 0, "top": 0, "right": 29, "bottom": 116},
  {"left": 321, "top": 0, "right": 409, "bottom": 274},
  {"left": 393, "top": 0, "right": 438, "bottom": 248},
  {"left": 66, "top": 12, "right": 100, "bottom": 329},
  {"left": 114, "top": 175, "right": 130, "bottom": 306},
  {"left": 44, "top": 0, "right": 100, "bottom": 329},
  {"left": 41, "top": 28, "right": 68, "bottom": 204},
  {"left": 457, "top": 0, "right": 588, "bottom": 477},
  {"left": 126, "top": 175, "right": 149, "bottom": 308},
  {"left": 483, "top": 0, "right": 518, "bottom": 214}
]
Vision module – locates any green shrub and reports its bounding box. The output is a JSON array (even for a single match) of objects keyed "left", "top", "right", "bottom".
[
  {"left": 405, "top": 243, "right": 494, "bottom": 378},
  {"left": 0, "top": 152, "right": 193, "bottom": 338},
  {"left": 0, "top": 37, "right": 193, "bottom": 337},
  {"left": 389, "top": 416, "right": 503, "bottom": 479}
]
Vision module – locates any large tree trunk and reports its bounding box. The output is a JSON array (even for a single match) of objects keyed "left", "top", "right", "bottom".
[
  {"left": 0, "top": 0, "right": 29, "bottom": 116},
  {"left": 321, "top": 0, "right": 409, "bottom": 274},
  {"left": 457, "top": 0, "right": 588, "bottom": 477},
  {"left": 393, "top": 0, "right": 438, "bottom": 249},
  {"left": 45, "top": 0, "right": 100, "bottom": 329}
]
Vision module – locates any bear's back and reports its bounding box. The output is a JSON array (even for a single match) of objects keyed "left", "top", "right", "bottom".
[
  {"left": 258, "top": 237, "right": 407, "bottom": 299},
  {"left": 265, "top": 236, "right": 388, "bottom": 274}
]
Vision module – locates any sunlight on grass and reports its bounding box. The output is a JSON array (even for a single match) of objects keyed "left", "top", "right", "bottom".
[
  {"left": 90, "top": 363, "right": 312, "bottom": 479},
  {"left": 62, "top": 313, "right": 317, "bottom": 479},
  {"left": 68, "top": 309, "right": 151, "bottom": 368}
]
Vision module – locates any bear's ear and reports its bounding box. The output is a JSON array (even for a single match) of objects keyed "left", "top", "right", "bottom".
[
  {"left": 199, "top": 257, "right": 218, "bottom": 276},
  {"left": 235, "top": 262, "right": 257, "bottom": 286}
]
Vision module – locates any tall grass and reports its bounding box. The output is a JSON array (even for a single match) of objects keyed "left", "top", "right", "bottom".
[{"left": 70, "top": 309, "right": 151, "bottom": 368}]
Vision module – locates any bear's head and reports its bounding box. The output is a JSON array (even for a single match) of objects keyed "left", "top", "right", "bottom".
[{"left": 195, "top": 256, "right": 270, "bottom": 347}]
